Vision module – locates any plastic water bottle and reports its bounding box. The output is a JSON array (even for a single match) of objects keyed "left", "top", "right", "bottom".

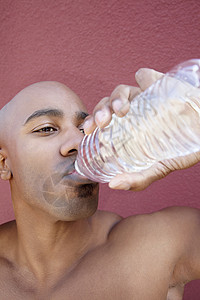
[{"left": 75, "top": 59, "right": 200, "bottom": 183}]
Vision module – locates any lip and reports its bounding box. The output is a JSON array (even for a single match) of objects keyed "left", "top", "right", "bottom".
[
  {"left": 63, "top": 164, "right": 96, "bottom": 184},
  {"left": 64, "top": 171, "right": 96, "bottom": 184}
]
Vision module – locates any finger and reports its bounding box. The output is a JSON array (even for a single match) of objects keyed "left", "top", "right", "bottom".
[
  {"left": 94, "top": 106, "right": 112, "bottom": 128},
  {"left": 135, "top": 68, "right": 164, "bottom": 91},
  {"left": 93, "top": 97, "right": 113, "bottom": 128},
  {"left": 108, "top": 172, "right": 155, "bottom": 191},
  {"left": 84, "top": 85, "right": 141, "bottom": 134},
  {"left": 109, "top": 150, "right": 200, "bottom": 191},
  {"left": 110, "top": 85, "right": 141, "bottom": 117},
  {"left": 83, "top": 115, "right": 97, "bottom": 135},
  {"left": 83, "top": 106, "right": 112, "bottom": 135},
  {"left": 84, "top": 97, "right": 113, "bottom": 133}
]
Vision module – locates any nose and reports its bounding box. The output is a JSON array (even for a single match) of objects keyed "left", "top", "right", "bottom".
[{"left": 60, "top": 128, "right": 84, "bottom": 157}]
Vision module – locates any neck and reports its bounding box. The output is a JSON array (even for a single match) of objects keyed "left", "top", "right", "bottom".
[{"left": 13, "top": 200, "right": 94, "bottom": 282}]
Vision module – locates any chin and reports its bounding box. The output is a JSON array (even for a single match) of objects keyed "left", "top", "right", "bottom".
[
  {"left": 53, "top": 200, "right": 98, "bottom": 221},
  {"left": 46, "top": 183, "right": 99, "bottom": 221},
  {"left": 75, "top": 182, "right": 99, "bottom": 198}
]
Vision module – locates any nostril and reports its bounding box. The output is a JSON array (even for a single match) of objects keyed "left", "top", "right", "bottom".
[{"left": 68, "top": 149, "right": 77, "bottom": 154}]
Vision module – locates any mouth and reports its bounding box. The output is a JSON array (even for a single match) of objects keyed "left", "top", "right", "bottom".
[{"left": 63, "top": 163, "right": 97, "bottom": 184}]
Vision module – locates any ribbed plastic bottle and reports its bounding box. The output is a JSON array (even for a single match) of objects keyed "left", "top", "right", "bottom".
[{"left": 75, "top": 59, "right": 200, "bottom": 183}]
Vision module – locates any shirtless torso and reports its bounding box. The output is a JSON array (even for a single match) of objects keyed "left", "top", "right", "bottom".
[
  {"left": 0, "top": 77, "right": 200, "bottom": 300},
  {"left": 0, "top": 207, "right": 199, "bottom": 300}
]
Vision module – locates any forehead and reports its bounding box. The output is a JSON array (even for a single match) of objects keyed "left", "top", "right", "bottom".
[{"left": 8, "top": 81, "right": 87, "bottom": 123}]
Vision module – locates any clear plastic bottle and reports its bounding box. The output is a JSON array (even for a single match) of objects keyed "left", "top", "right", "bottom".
[{"left": 75, "top": 59, "right": 200, "bottom": 183}]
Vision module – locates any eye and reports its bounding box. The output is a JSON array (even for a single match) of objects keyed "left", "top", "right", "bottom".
[
  {"left": 79, "top": 128, "right": 85, "bottom": 134},
  {"left": 33, "top": 126, "right": 58, "bottom": 135}
]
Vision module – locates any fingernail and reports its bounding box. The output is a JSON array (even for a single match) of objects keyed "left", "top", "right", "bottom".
[
  {"left": 109, "top": 178, "right": 130, "bottom": 190},
  {"left": 95, "top": 110, "right": 109, "bottom": 127},
  {"left": 113, "top": 99, "right": 129, "bottom": 117},
  {"left": 83, "top": 118, "right": 94, "bottom": 134},
  {"left": 112, "top": 99, "right": 123, "bottom": 112},
  {"left": 84, "top": 117, "right": 93, "bottom": 128},
  {"left": 135, "top": 69, "right": 143, "bottom": 81}
]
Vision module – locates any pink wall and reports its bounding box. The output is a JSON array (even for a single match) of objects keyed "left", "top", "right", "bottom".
[{"left": 1, "top": 0, "right": 200, "bottom": 298}]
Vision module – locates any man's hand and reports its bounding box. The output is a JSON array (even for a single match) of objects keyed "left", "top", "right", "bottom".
[
  {"left": 83, "top": 68, "right": 163, "bottom": 134},
  {"left": 83, "top": 68, "right": 200, "bottom": 191}
]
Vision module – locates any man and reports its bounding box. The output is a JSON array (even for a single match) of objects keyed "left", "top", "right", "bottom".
[{"left": 0, "top": 68, "right": 200, "bottom": 300}]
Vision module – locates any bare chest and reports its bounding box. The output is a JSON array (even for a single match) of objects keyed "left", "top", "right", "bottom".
[
  {"left": 0, "top": 258, "right": 185, "bottom": 300},
  {"left": 0, "top": 278, "right": 185, "bottom": 300}
]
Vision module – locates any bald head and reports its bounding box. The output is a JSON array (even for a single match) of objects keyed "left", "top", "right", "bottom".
[{"left": 0, "top": 81, "right": 78, "bottom": 117}]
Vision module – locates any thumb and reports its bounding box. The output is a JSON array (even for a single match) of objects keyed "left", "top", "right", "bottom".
[{"left": 108, "top": 162, "right": 171, "bottom": 191}]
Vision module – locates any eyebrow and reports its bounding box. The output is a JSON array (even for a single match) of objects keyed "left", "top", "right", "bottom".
[
  {"left": 24, "top": 108, "right": 88, "bottom": 125},
  {"left": 75, "top": 111, "right": 89, "bottom": 121},
  {"left": 24, "top": 108, "right": 64, "bottom": 125}
]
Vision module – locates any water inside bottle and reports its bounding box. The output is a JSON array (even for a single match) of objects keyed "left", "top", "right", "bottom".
[{"left": 75, "top": 75, "right": 200, "bottom": 182}]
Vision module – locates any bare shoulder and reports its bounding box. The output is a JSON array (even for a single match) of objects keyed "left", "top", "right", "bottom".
[
  {"left": 108, "top": 206, "right": 200, "bottom": 282},
  {"left": 109, "top": 206, "right": 200, "bottom": 240},
  {"left": 107, "top": 206, "right": 200, "bottom": 260}
]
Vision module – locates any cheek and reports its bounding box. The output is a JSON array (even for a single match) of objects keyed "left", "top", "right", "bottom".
[
  {"left": 10, "top": 148, "right": 52, "bottom": 195},
  {"left": 12, "top": 140, "right": 55, "bottom": 177}
]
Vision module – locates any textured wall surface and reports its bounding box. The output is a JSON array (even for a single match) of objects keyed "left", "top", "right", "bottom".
[{"left": 0, "top": 0, "right": 200, "bottom": 298}]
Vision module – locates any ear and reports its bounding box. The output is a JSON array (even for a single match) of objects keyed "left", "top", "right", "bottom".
[{"left": 0, "top": 150, "right": 12, "bottom": 180}]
